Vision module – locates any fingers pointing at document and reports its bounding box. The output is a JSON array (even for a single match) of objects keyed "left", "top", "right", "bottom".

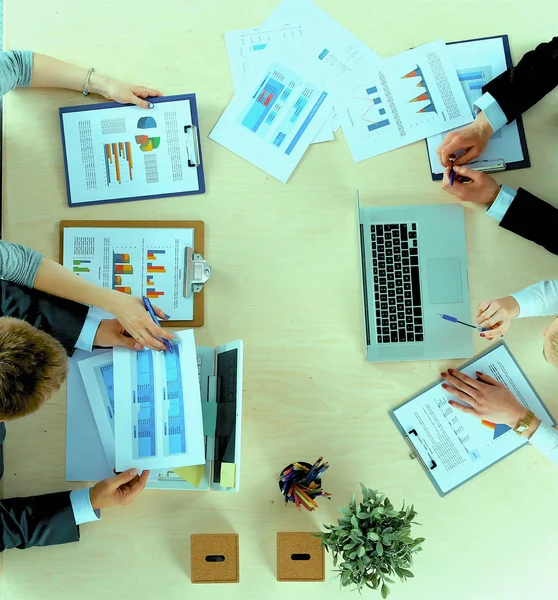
[{"left": 440, "top": 369, "right": 528, "bottom": 428}]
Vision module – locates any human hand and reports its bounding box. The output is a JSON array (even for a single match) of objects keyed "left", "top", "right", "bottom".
[
  {"left": 94, "top": 74, "right": 163, "bottom": 109},
  {"left": 93, "top": 319, "right": 145, "bottom": 350},
  {"left": 108, "top": 294, "right": 176, "bottom": 351},
  {"left": 441, "top": 368, "right": 527, "bottom": 427},
  {"left": 436, "top": 111, "right": 494, "bottom": 167},
  {"left": 441, "top": 166, "right": 500, "bottom": 205},
  {"left": 89, "top": 468, "right": 150, "bottom": 511},
  {"left": 476, "top": 297, "right": 519, "bottom": 339}
]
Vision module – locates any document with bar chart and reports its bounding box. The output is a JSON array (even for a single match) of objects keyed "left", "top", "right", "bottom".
[
  {"left": 209, "top": 57, "right": 332, "bottom": 182},
  {"left": 59, "top": 94, "right": 205, "bottom": 206},
  {"left": 426, "top": 35, "right": 530, "bottom": 179},
  {"left": 334, "top": 40, "right": 473, "bottom": 161},
  {"left": 80, "top": 329, "right": 205, "bottom": 471},
  {"left": 62, "top": 226, "right": 195, "bottom": 320}
]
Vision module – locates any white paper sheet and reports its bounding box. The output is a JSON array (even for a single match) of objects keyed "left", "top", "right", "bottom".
[
  {"left": 224, "top": 25, "right": 334, "bottom": 143},
  {"left": 62, "top": 226, "right": 194, "bottom": 320},
  {"left": 209, "top": 58, "right": 333, "bottom": 182},
  {"left": 262, "top": 0, "right": 382, "bottom": 87},
  {"left": 113, "top": 329, "right": 204, "bottom": 471},
  {"left": 78, "top": 352, "right": 118, "bottom": 467},
  {"left": 66, "top": 349, "right": 113, "bottom": 481},
  {"left": 426, "top": 36, "right": 525, "bottom": 175},
  {"left": 61, "top": 97, "right": 201, "bottom": 205},
  {"left": 334, "top": 40, "right": 473, "bottom": 161},
  {"left": 392, "top": 344, "right": 555, "bottom": 494}
]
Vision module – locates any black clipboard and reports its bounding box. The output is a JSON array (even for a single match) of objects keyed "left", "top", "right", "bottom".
[{"left": 427, "top": 35, "right": 530, "bottom": 181}]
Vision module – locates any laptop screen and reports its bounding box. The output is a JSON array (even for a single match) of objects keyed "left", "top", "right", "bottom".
[{"left": 212, "top": 348, "right": 238, "bottom": 483}]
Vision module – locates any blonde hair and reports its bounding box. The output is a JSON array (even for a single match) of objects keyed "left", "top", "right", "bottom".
[{"left": 0, "top": 317, "right": 68, "bottom": 420}]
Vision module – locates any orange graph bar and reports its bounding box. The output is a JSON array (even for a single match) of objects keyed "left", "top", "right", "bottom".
[
  {"left": 481, "top": 420, "right": 496, "bottom": 430},
  {"left": 115, "top": 286, "right": 132, "bottom": 294},
  {"left": 147, "top": 291, "right": 165, "bottom": 298},
  {"left": 119, "top": 142, "right": 124, "bottom": 157},
  {"left": 147, "top": 254, "right": 156, "bottom": 261},
  {"left": 114, "top": 275, "right": 122, "bottom": 285},
  {"left": 147, "top": 266, "right": 166, "bottom": 273},
  {"left": 113, "top": 143, "right": 121, "bottom": 183},
  {"left": 107, "top": 144, "right": 112, "bottom": 163},
  {"left": 115, "top": 264, "right": 133, "bottom": 274},
  {"left": 126, "top": 141, "right": 133, "bottom": 180}
]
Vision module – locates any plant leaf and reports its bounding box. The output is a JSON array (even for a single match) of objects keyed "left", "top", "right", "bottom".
[
  {"left": 351, "top": 515, "right": 359, "bottom": 528},
  {"left": 381, "top": 583, "right": 390, "bottom": 598},
  {"left": 357, "top": 545, "right": 365, "bottom": 558},
  {"left": 368, "top": 531, "right": 380, "bottom": 541},
  {"left": 376, "top": 541, "right": 383, "bottom": 556}
]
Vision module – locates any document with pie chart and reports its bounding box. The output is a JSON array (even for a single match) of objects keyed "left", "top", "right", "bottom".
[{"left": 59, "top": 94, "right": 205, "bottom": 206}]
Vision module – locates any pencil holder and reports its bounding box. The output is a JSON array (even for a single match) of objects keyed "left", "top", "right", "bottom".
[{"left": 278, "top": 458, "right": 330, "bottom": 511}]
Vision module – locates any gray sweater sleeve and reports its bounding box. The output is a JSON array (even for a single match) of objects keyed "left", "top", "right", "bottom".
[
  {"left": 0, "top": 50, "right": 33, "bottom": 97},
  {"left": 0, "top": 241, "right": 43, "bottom": 287}
]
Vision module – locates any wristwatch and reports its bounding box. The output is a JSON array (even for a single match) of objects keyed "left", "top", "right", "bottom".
[{"left": 513, "top": 410, "right": 535, "bottom": 435}]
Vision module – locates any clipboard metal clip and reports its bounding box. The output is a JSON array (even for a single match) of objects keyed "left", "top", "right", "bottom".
[
  {"left": 405, "top": 429, "right": 437, "bottom": 471},
  {"left": 467, "top": 159, "right": 506, "bottom": 173},
  {"left": 184, "top": 125, "right": 201, "bottom": 168},
  {"left": 184, "top": 246, "right": 211, "bottom": 298}
]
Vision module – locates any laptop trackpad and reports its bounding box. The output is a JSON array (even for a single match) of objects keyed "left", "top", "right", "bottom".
[{"left": 427, "top": 258, "right": 463, "bottom": 304}]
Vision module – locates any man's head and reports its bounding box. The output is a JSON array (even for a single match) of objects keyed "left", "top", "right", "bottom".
[
  {"left": 543, "top": 317, "right": 558, "bottom": 369},
  {"left": 0, "top": 317, "right": 68, "bottom": 421}
]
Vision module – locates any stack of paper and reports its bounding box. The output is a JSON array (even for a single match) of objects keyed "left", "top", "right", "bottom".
[
  {"left": 77, "top": 329, "right": 205, "bottom": 473},
  {"left": 210, "top": 0, "right": 473, "bottom": 181}
]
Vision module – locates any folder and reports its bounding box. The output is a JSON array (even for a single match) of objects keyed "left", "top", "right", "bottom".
[
  {"left": 60, "top": 220, "right": 209, "bottom": 327},
  {"left": 147, "top": 340, "right": 244, "bottom": 492},
  {"left": 59, "top": 93, "right": 205, "bottom": 206},
  {"left": 389, "top": 342, "right": 555, "bottom": 496},
  {"left": 426, "top": 35, "right": 530, "bottom": 180}
]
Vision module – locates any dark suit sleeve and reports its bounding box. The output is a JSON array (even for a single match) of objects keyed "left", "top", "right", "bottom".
[
  {"left": 0, "top": 280, "right": 88, "bottom": 355},
  {"left": 483, "top": 36, "right": 558, "bottom": 124},
  {"left": 0, "top": 282, "right": 89, "bottom": 551},
  {"left": 0, "top": 491, "right": 79, "bottom": 551},
  {"left": 498, "top": 188, "right": 558, "bottom": 255}
]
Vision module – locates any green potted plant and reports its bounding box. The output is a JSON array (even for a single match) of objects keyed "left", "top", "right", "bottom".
[{"left": 316, "top": 484, "right": 424, "bottom": 596}]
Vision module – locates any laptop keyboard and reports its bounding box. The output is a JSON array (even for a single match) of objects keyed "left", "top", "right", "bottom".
[{"left": 370, "top": 222, "right": 424, "bottom": 344}]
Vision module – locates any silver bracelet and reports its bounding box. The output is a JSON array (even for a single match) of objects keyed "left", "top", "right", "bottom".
[{"left": 83, "top": 67, "right": 96, "bottom": 96}]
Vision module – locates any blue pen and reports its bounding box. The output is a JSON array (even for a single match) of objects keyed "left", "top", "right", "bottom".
[
  {"left": 142, "top": 296, "right": 173, "bottom": 352},
  {"left": 438, "top": 313, "right": 488, "bottom": 332},
  {"left": 449, "top": 158, "right": 455, "bottom": 187}
]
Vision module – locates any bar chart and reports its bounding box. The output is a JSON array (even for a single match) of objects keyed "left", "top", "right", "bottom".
[
  {"left": 133, "top": 350, "right": 156, "bottom": 459},
  {"left": 146, "top": 249, "right": 166, "bottom": 299},
  {"left": 402, "top": 65, "right": 437, "bottom": 114},
  {"left": 164, "top": 346, "right": 187, "bottom": 455},
  {"left": 73, "top": 259, "right": 91, "bottom": 273},
  {"left": 104, "top": 142, "right": 133, "bottom": 186},
  {"left": 112, "top": 252, "right": 134, "bottom": 294}
]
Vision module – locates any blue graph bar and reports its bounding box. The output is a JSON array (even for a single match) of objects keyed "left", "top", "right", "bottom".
[
  {"left": 367, "top": 119, "right": 390, "bottom": 132},
  {"left": 285, "top": 91, "right": 328, "bottom": 155},
  {"left": 164, "top": 346, "right": 186, "bottom": 454},
  {"left": 253, "top": 43, "right": 267, "bottom": 51},
  {"left": 104, "top": 145, "right": 110, "bottom": 184},
  {"left": 133, "top": 350, "right": 156, "bottom": 458},
  {"left": 458, "top": 72, "right": 483, "bottom": 81},
  {"left": 373, "top": 97, "right": 381, "bottom": 105},
  {"left": 469, "top": 83, "right": 484, "bottom": 90},
  {"left": 366, "top": 86, "right": 378, "bottom": 95},
  {"left": 318, "top": 49, "right": 329, "bottom": 60},
  {"left": 379, "top": 108, "right": 386, "bottom": 115}
]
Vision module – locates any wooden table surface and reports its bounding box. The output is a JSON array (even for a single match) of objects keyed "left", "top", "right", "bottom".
[{"left": 1, "top": 1, "right": 557, "bottom": 599}]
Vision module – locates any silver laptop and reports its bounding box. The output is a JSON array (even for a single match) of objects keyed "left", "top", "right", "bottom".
[{"left": 357, "top": 191, "right": 473, "bottom": 362}]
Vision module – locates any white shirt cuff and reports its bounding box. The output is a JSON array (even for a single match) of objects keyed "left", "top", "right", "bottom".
[
  {"left": 69, "top": 487, "right": 101, "bottom": 526},
  {"left": 486, "top": 185, "right": 517, "bottom": 223},
  {"left": 510, "top": 280, "right": 558, "bottom": 318},
  {"left": 473, "top": 92, "right": 508, "bottom": 133},
  {"left": 528, "top": 422, "right": 558, "bottom": 464},
  {"left": 75, "top": 308, "right": 103, "bottom": 352}
]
